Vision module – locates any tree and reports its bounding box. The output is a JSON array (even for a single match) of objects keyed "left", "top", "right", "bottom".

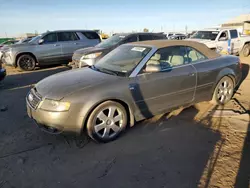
[{"left": 143, "top": 28, "right": 149, "bottom": 32}]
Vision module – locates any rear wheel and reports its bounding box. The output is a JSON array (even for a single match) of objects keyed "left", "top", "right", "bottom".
[
  {"left": 212, "top": 76, "right": 235, "bottom": 105},
  {"left": 17, "top": 54, "right": 36, "bottom": 71},
  {"left": 86, "top": 101, "right": 128, "bottom": 143},
  {"left": 242, "top": 44, "right": 250, "bottom": 57}
]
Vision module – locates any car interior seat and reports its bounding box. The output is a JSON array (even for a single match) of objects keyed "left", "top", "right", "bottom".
[
  {"left": 170, "top": 49, "right": 184, "bottom": 67},
  {"left": 147, "top": 53, "right": 161, "bottom": 65},
  {"left": 188, "top": 50, "right": 198, "bottom": 62}
]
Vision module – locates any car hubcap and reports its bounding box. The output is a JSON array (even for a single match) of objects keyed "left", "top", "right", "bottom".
[
  {"left": 243, "top": 47, "right": 249, "bottom": 56},
  {"left": 217, "top": 79, "right": 233, "bottom": 103},
  {"left": 94, "top": 106, "right": 124, "bottom": 139},
  {"left": 20, "top": 56, "right": 33, "bottom": 69}
]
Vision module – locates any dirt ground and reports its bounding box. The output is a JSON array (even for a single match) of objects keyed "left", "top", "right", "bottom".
[{"left": 0, "top": 57, "right": 249, "bottom": 188}]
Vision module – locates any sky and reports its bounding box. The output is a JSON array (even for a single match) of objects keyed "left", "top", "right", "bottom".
[{"left": 0, "top": 0, "right": 249, "bottom": 37}]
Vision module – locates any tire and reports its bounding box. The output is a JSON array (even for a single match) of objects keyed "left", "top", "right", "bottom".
[
  {"left": 86, "top": 101, "right": 128, "bottom": 143},
  {"left": 17, "top": 54, "right": 36, "bottom": 71},
  {"left": 242, "top": 44, "right": 250, "bottom": 57},
  {"left": 211, "top": 76, "right": 235, "bottom": 105}
]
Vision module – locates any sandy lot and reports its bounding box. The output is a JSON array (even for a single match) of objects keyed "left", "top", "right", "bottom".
[{"left": 0, "top": 58, "right": 249, "bottom": 188}]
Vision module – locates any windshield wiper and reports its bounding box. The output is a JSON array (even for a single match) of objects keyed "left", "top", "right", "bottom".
[
  {"left": 91, "top": 65, "right": 118, "bottom": 76},
  {"left": 100, "top": 68, "right": 118, "bottom": 76}
]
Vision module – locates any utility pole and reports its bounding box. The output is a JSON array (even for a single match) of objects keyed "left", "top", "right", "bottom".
[
  {"left": 185, "top": 25, "right": 188, "bottom": 34},
  {"left": 5, "top": 32, "right": 7, "bottom": 38}
]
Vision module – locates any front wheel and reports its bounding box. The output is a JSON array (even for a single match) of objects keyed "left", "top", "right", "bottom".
[
  {"left": 212, "top": 76, "right": 235, "bottom": 105},
  {"left": 241, "top": 44, "right": 250, "bottom": 57},
  {"left": 86, "top": 101, "right": 128, "bottom": 143},
  {"left": 17, "top": 54, "right": 36, "bottom": 71}
]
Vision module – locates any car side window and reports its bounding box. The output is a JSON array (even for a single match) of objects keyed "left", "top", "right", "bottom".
[
  {"left": 43, "top": 33, "right": 58, "bottom": 43},
  {"left": 230, "top": 30, "right": 238, "bottom": 39},
  {"left": 122, "top": 35, "right": 138, "bottom": 43},
  {"left": 81, "top": 32, "right": 100, "bottom": 40},
  {"left": 153, "top": 35, "right": 165, "bottom": 40},
  {"left": 139, "top": 35, "right": 153, "bottom": 41},
  {"left": 218, "top": 31, "right": 228, "bottom": 40},
  {"left": 186, "top": 47, "right": 207, "bottom": 63},
  {"left": 144, "top": 46, "right": 187, "bottom": 72},
  {"left": 58, "top": 32, "right": 79, "bottom": 42}
]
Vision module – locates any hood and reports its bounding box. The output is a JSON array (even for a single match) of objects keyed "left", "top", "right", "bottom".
[
  {"left": 10, "top": 42, "right": 34, "bottom": 48},
  {"left": 74, "top": 46, "right": 106, "bottom": 55},
  {"left": 35, "top": 67, "right": 116, "bottom": 100},
  {"left": 186, "top": 38, "right": 216, "bottom": 48}
]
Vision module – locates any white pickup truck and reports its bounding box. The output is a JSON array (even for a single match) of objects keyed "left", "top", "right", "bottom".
[{"left": 188, "top": 28, "right": 250, "bottom": 57}]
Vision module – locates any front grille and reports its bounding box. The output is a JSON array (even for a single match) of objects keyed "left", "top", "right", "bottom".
[{"left": 27, "top": 89, "right": 42, "bottom": 109}]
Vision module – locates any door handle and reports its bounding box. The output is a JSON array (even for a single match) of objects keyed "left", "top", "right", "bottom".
[
  {"left": 54, "top": 44, "right": 59, "bottom": 46},
  {"left": 74, "top": 43, "right": 78, "bottom": 45},
  {"left": 189, "top": 73, "right": 195, "bottom": 76}
]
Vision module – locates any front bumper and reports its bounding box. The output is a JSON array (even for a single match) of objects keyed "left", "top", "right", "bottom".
[
  {"left": 26, "top": 98, "right": 84, "bottom": 135},
  {"left": 0, "top": 68, "right": 6, "bottom": 81},
  {"left": 2, "top": 52, "right": 15, "bottom": 66}
]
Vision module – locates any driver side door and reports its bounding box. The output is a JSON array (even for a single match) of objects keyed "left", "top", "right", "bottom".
[
  {"left": 130, "top": 46, "right": 196, "bottom": 118},
  {"left": 35, "top": 32, "right": 63, "bottom": 65},
  {"left": 216, "top": 30, "right": 229, "bottom": 54}
]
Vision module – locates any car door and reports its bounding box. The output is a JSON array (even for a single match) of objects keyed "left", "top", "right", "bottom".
[
  {"left": 58, "top": 31, "right": 80, "bottom": 62},
  {"left": 35, "top": 32, "right": 63, "bottom": 64},
  {"left": 131, "top": 46, "right": 196, "bottom": 117},
  {"left": 229, "top": 29, "right": 241, "bottom": 54},
  {"left": 186, "top": 46, "right": 216, "bottom": 102},
  {"left": 216, "top": 30, "right": 229, "bottom": 54}
]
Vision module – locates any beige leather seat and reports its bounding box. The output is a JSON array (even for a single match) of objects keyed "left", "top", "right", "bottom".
[
  {"left": 170, "top": 52, "right": 184, "bottom": 67},
  {"left": 147, "top": 53, "right": 161, "bottom": 65},
  {"left": 188, "top": 50, "right": 198, "bottom": 62}
]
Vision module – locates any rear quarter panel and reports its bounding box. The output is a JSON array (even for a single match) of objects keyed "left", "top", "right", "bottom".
[{"left": 192, "top": 55, "right": 241, "bottom": 102}]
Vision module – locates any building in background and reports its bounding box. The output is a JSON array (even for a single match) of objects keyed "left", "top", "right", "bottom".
[
  {"left": 222, "top": 14, "right": 250, "bottom": 35},
  {"left": 16, "top": 33, "right": 38, "bottom": 39}
]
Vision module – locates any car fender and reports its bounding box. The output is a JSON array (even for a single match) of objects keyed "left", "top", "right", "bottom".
[
  {"left": 240, "top": 40, "right": 250, "bottom": 51},
  {"left": 77, "top": 91, "right": 136, "bottom": 129},
  {"left": 15, "top": 51, "right": 38, "bottom": 66},
  {"left": 211, "top": 67, "right": 236, "bottom": 97}
]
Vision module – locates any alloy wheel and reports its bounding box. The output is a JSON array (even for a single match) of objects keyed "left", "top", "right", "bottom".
[
  {"left": 94, "top": 106, "right": 124, "bottom": 139},
  {"left": 18, "top": 55, "right": 35, "bottom": 71},
  {"left": 216, "top": 77, "right": 234, "bottom": 104}
]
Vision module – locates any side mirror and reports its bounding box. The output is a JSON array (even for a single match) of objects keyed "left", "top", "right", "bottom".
[
  {"left": 38, "top": 39, "right": 44, "bottom": 45},
  {"left": 145, "top": 64, "right": 162, "bottom": 73},
  {"left": 219, "top": 37, "right": 227, "bottom": 41}
]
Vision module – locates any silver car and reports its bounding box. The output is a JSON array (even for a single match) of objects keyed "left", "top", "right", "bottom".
[
  {"left": 2, "top": 30, "right": 101, "bottom": 71},
  {"left": 26, "top": 40, "right": 242, "bottom": 143}
]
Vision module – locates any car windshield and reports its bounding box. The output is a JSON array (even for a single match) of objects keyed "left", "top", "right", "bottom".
[
  {"left": 96, "top": 34, "right": 127, "bottom": 48},
  {"left": 16, "top": 38, "right": 32, "bottom": 44},
  {"left": 93, "top": 45, "right": 151, "bottom": 77},
  {"left": 28, "top": 35, "right": 42, "bottom": 43},
  {"left": 191, "top": 31, "right": 219, "bottom": 40}
]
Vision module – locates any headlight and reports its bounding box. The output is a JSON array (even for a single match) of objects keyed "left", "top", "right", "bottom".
[
  {"left": 81, "top": 52, "right": 102, "bottom": 60},
  {"left": 5, "top": 48, "right": 12, "bottom": 56},
  {"left": 39, "top": 99, "right": 71, "bottom": 112},
  {"left": 79, "top": 52, "right": 102, "bottom": 66}
]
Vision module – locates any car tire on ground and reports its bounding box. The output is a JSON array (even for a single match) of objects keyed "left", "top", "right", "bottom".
[
  {"left": 86, "top": 101, "right": 128, "bottom": 143},
  {"left": 241, "top": 43, "right": 250, "bottom": 57},
  {"left": 211, "top": 76, "right": 235, "bottom": 105},
  {"left": 17, "top": 54, "right": 36, "bottom": 71}
]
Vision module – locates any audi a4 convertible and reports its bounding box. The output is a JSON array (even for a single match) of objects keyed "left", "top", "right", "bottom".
[{"left": 26, "top": 40, "right": 242, "bottom": 142}]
